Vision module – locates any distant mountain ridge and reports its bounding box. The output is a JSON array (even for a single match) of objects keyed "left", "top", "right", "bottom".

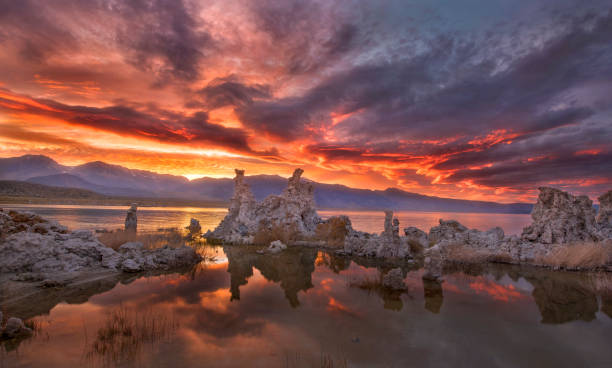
[{"left": 0, "top": 155, "right": 533, "bottom": 213}]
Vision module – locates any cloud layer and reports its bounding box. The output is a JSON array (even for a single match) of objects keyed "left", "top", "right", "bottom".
[{"left": 1, "top": 0, "right": 611, "bottom": 201}]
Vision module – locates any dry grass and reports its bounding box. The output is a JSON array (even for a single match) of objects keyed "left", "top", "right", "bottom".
[
  {"left": 253, "top": 222, "right": 299, "bottom": 245},
  {"left": 537, "top": 242, "right": 612, "bottom": 270},
  {"left": 315, "top": 217, "right": 350, "bottom": 247},
  {"left": 97, "top": 229, "right": 186, "bottom": 250},
  {"left": 407, "top": 239, "right": 424, "bottom": 254},
  {"left": 84, "top": 306, "right": 178, "bottom": 367}
]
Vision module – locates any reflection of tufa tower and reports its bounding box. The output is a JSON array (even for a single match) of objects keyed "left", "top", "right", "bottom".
[
  {"left": 224, "top": 246, "right": 317, "bottom": 307},
  {"left": 125, "top": 203, "right": 137, "bottom": 232}
]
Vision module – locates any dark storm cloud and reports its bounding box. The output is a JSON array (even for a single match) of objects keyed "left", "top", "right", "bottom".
[
  {"left": 0, "top": 0, "right": 210, "bottom": 83},
  {"left": 108, "top": 0, "right": 211, "bottom": 82},
  {"left": 197, "top": 76, "right": 271, "bottom": 109}
]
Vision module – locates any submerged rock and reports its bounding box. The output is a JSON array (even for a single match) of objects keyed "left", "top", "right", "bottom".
[
  {"left": 522, "top": 187, "right": 601, "bottom": 244},
  {"left": 382, "top": 268, "right": 407, "bottom": 290},
  {"left": 124, "top": 203, "right": 138, "bottom": 233}
]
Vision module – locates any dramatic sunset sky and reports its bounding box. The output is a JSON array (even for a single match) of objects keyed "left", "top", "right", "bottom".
[{"left": 1, "top": 0, "right": 611, "bottom": 202}]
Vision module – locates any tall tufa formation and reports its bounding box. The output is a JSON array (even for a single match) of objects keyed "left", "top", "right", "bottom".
[
  {"left": 521, "top": 187, "right": 601, "bottom": 244},
  {"left": 124, "top": 203, "right": 137, "bottom": 233},
  {"left": 206, "top": 168, "right": 321, "bottom": 244}
]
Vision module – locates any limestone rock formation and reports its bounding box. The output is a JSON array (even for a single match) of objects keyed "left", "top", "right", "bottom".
[
  {"left": 207, "top": 168, "right": 321, "bottom": 244},
  {"left": 0, "top": 209, "right": 201, "bottom": 278},
  {"left": 597, "top": 191, "right": 612, "bottom": 237},
  {"left": 423, "top": 244, "right": 443, "bottom": 281},
  {"left": 1, "top": 209, "right": 67, "bottom": 240},
  {"left": 522, "top": 187, "right": 601, "bottom": 244},
  {"left": 428, "top": 220, "right": 468, "bottom": 245},
  {"left": 343, "top": 210, "right": 411, "bottom": 259},
  {"left": 124, "top": 203, "right": 138, "bottom": 232},
  {"left": 382, "top": 268, "right": 407, "bottom": 290}
]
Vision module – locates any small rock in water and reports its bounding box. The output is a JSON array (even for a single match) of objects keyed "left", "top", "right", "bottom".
[{"left": 124, "top": 203, "right": 138, "bottom": 232}]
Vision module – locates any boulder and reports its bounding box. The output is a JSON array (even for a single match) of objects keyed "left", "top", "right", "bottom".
[
  {"left": 124, "top": 203, "right": 138, "bottom": 232},
  {"left": 521, "top": 187, "right": 601, "bottom": 244},
  {"left": 382, "top": 268, "right": 407, "bottom": 290}
]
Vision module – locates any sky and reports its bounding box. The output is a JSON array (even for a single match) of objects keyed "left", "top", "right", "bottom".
[{"left": 0, "top": 0, "right": 611, "bottom": 203}]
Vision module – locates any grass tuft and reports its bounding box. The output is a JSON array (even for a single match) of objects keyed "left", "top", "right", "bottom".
[{"left": 537, "top": 242, "right": 611, "bottom": 270}]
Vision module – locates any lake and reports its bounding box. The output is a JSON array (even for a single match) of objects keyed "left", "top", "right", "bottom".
[
  {"left": 2, "top": 205, "right": 611, "bottom": 367},
  {"left": 0, "top": 204, "right": 532, "bottom": 235}
]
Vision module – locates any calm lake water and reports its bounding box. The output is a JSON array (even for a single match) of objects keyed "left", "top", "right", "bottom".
[
  {"left": 1, "top": 204, "right": 532, "bottom": 235},
  {"left": 2, "top": 205, "right": 611, "bottom": 367}
]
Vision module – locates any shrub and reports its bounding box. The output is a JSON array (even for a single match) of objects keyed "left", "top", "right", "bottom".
[
  {"left": 253, "top": 222, "right": 298, "bottom": 246},
  {"left": 97, "top": 229, "right": 186, "bottom": 250},
  {"left": 315, "top": 217, "right": 349, "bottom": 247}
]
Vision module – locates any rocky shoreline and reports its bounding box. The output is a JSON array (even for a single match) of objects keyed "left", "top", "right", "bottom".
[
  {"left": 0, "top": 208, "right": 202, "bottom": 286},
  {"left": 205, "top": 168, "right": 612, "bottom": 276}
]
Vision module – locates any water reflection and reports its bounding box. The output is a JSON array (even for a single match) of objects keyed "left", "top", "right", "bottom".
[
  {"left": 225, "top": 246, "right": 317, "bottom": 307},
  {"left": 2, "top": 246, "right": 612, "bottom": 367},
  {"left": 423, "top": 279, "right": 444, "bottom": 314}
]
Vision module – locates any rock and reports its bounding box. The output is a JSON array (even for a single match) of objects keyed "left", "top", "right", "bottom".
[
  {"left": 120, "top": 258, "right": 143, "bottom": 273},
  {"left": 382, "top": 268, "right": 406, "bottom": 290},
  {"left": 423, "top": 244, "right": 443, "bottom": 281},
  {"left": 124, "top": 203, "right": 138, "bottom": 232},
  {"left": 343, "top": 210, "right": 411, "bottom": 259},
  {"left": 207, "top": 168, "right": 321, "bottom": 243},
  {"left": 0, "top": 208, "right": 67, "bottom": 241},
  {"left": 404, "top": 226, "right": 428, "bottom": 249},
  {"left": 0, "top": 209, "right": 201, "bottom": 277},
  {"left": 267, "top": 240, "right": 287, "bottom": 254},
  {"left": 521, "top": 187, "right": 601, "bottom": 244},
  {"left": 2, "top": 317, "right": 32, "bottom": 339},
  {"left": 428, "top": 219, "right": 468, "bottom": 245},
  {"left": 597, "top": 191, "right": 612, "bottom": 237},
  {"left": 186, "top": 218, "right": 202, "bottom": 235}
]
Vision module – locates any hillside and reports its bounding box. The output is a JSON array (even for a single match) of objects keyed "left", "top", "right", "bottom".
[{"left": 0, "top": 155, "right": 533, "bottom": 213}]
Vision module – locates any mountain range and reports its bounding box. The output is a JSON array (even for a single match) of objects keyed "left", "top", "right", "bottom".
[{"left": 0, "top": 155, "right": 533, "bottom": 213}]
